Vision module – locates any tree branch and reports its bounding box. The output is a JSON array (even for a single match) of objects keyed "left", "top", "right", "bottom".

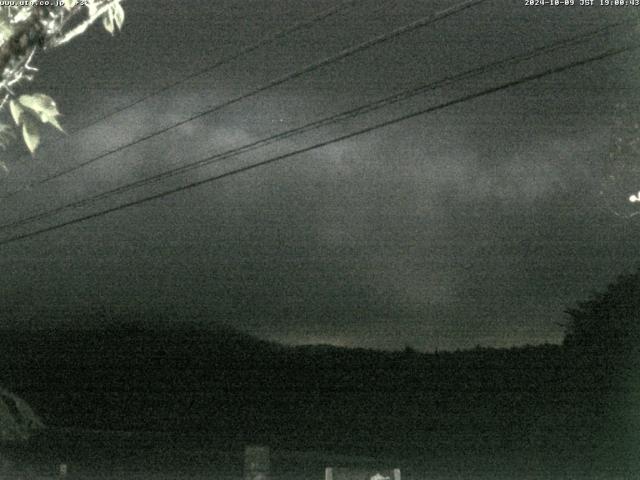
[{"left": 48, "top": 1, "right": 121, "bottom": 48}]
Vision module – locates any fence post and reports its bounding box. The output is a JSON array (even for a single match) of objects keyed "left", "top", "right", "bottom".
[
  {"left": 325, "top": 466, "right": 333, "bottom": 480},
  {"left": 244, "top": 445, "right": 270, "bottom": 480},
  {"left": 393, "top": 468, "right": 401, "bottom": 480}
]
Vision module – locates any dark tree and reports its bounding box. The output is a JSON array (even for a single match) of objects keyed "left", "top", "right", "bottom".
[
  {"left": 561, "top": 271, "right": 640, "bottom": 473},
  {"left": 564, "top": 269, "right": 640, "bottom": 352}
]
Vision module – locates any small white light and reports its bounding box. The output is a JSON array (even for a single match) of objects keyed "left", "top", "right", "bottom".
[{"left": 630, "top": 195, "right": 638, "bottom": 203}]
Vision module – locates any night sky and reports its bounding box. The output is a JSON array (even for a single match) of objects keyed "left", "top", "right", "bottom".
[{"left": 0, "top": 0, "right": 639, "bottom": 351}]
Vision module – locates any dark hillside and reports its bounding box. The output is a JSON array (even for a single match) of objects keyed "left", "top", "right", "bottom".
[{"left": 0, "top": 322, "right": 611, "bottom": 468}]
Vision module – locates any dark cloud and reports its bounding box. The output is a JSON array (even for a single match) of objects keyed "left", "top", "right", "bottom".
[{"left": 0, "top": 0, "right": 639, "bottom": 350}]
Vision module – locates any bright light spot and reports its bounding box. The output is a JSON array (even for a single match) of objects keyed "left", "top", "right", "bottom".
[{"left": 630, "top": 194, "right": 639, "bottom": 203}]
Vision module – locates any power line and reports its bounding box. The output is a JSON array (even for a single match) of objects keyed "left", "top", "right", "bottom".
[
  {"left": 0, "top": 0, "right": 360, "bottom": 200},
  {"left": 0, "top": 20, "right": 628, "bottom": 232},
  {"left": 0, "top": 43, "right": 636, "bottom": 248},
  {"left": 0, "top": 0, "right": 488, "bottom": 201}
]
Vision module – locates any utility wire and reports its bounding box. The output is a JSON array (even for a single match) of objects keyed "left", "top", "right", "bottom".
[
  {"left": 0, "top": 0, "right": 360, "bottom": 200},
  {"left": 0, "top": 0, "right": 487, "bottom": 200},
  {"left": 0, "top": 42, "right": 636, "bottom": 248},
  {"left": 0, "top": 20, "right": 629, "bottom": 232}
]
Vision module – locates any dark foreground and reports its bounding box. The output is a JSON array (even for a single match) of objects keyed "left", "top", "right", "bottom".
[
  {"left": 2, "top": 426, "right": 638, "bottom": 480},
  {"left": 1, "top": 322, "right": 639, "bottom": 479}
]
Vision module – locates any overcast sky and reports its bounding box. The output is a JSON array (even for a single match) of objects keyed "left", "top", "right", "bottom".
[{"left": 0, "top": 0, "right": 639, "bottom": 351}]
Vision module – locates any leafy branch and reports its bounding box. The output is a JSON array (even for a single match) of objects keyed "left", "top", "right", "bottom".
[{"left": 0, "top": 1, "right": 125, "bottom": 171}]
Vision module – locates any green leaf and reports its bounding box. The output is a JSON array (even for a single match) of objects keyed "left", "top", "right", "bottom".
[
  {"left": 21, "top": 117, "right": 39, "bottom": 155},
  {"left": 18, "top": 94, "right": 59, "bottom": 120},
  {"left": 113, "top": 3, "right": 124, "bottom": 30},
  {"left": 102, "top": 11, "right": 115, "bottom": 35},
  {"left": 9, "top": 100, "right": 23, "bottom": 126},
  {"left": 0, "top": 19, "right": 12, "bottom": 42},
  {"left": 87, "top": 0, "right": 99, "bottom": 18},
  {"left": 18, "top": 94, "right": 64, "bottom": 133},
  {"left": 47, "top": 115, "right": 65, "bottom": 133}
]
